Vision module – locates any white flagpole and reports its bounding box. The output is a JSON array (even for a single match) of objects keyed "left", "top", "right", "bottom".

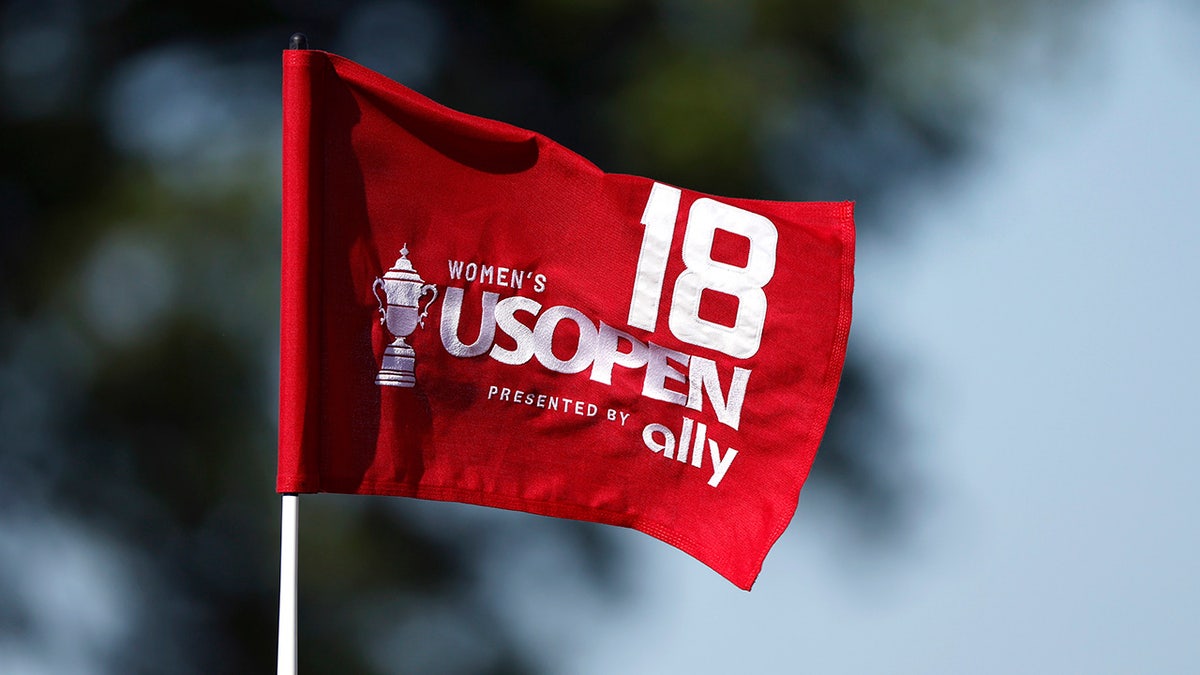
[
  {"left": 279, "top": 32, "right": 308, "bottom": 675},
  {"left": 278, "top": 493, "right": 299, "bottom": 675}
]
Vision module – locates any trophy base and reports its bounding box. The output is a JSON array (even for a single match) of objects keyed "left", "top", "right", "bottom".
[
  {"left": 376, "top": 340, "right": 417, "bottom": 388},
  {"left": 375, "top": 370, "right": 416, "bottom": 387}
]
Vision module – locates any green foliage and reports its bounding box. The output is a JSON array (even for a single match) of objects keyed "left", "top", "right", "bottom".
[{"left": 0, "top": 0, "right": 1080, "bottom": 672}]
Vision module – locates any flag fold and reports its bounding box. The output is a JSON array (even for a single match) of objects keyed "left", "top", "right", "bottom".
[{"left": 279, "top": 49, "right": 854, "bottom": 590}]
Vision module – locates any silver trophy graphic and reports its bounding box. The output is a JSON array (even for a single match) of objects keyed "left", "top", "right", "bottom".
[{"left": 373, "top": 245, "right": 439, "bottom": 387}]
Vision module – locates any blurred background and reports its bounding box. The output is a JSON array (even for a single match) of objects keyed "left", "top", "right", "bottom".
[{"left": 1, "top": 0, "right": 1197, "bottom": 673}]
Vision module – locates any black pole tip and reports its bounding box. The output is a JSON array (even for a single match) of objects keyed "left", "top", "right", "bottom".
[{"left": 289, "top": 33, "right": 309, "bottom": 50}]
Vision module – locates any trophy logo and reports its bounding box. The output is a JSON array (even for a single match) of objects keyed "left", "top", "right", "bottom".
[{"left": 373, "top": 245, "right": 439, "bottom": 387}]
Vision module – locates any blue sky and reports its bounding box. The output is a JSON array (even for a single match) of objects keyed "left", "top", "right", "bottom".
[
  {"left": 3, "top": 3, "right": 1194, "bottom": 673},
  {"left": 557, "top": 1, "right": 1200, "bottom": 672}
]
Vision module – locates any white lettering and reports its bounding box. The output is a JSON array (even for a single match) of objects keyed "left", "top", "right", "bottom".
[
  {"left": 690, "top": 421, "right": 707, "bottom": 468},
  {"left": 589, "top": 323, "right": 649, "bottom": 385},
  {"left": 643, "top": 423, "right": 674, "bottom": 458},
  {"left": 677, "top": 417, "right": 693, "bottom": 464},
  {"left": 533, "top": 305, "right": 598, "bottom": 374},
  {"left": 489, "top": 296, "right": 541, "bottom": 365},
  {"left": 643, "top": 342, "right": 689, "bottom": 406},
  {"left": 686, "top": 357, "right": 750, "bottom": 431},
  {"left": 707, "top": 440, "right": 737, "bottom": 487},
  {"left": 628, "top": 183, "right": 681, "bottom": 331},
  {"left": 641, "top": 418, "right": 738, "bottom": 487},
  {"left": 629, "top": 185, "right": 778, "bottom": 358},
  {"left": 439, "top": 287, "right": 754, "bottom": 431},
  {"left": 440, "top": 288, "right": 498, "bottom": 357}
]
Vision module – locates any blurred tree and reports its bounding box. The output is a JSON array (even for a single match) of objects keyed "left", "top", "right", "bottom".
[{"left": 0, "top": 0, "right": 1087, "bottom": 672}]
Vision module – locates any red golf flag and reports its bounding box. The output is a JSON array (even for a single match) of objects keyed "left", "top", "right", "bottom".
[{"left": 279, "top": 49, "right": 854, "bottom": 590}]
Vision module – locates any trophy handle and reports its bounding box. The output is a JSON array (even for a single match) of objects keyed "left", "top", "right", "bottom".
[
  {"left": 417, "top": 284, "right": 439, "bottom": 328},
  {"left": 372, "top": 278, "right": 387, "bottom": 325}
]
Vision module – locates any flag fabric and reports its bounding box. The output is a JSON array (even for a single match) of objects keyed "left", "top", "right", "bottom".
[{"left": 279, "top": 49, "right": 854, "bottom": 590}]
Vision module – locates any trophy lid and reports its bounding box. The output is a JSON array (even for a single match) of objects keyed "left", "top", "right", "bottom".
[{"left": 381, "top": 245, "right": 425, "bottom": 283}]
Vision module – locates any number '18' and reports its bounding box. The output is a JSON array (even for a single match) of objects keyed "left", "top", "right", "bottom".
[{"left": 627, "top": 183, "right": 778, "bottom": 359}]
